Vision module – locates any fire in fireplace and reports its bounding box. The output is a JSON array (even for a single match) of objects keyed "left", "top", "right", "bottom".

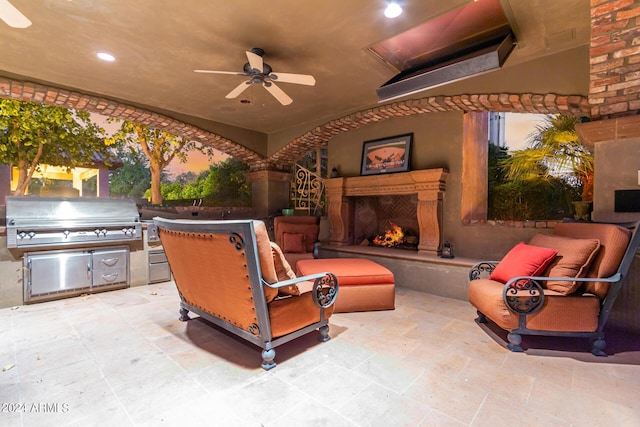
[{"left": 368, "top": 221, "right": 418, "bottom": 250}]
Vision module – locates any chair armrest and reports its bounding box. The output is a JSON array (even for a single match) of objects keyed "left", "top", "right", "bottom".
[
  {"left": 501, "top": 273, "right": 623, "bottom": 315},
  {"left": 263, "top": 272, "right": 339, "bottom": 308},
  {"left": 469, "top": 261, "right": 500, "bottom": 280}
]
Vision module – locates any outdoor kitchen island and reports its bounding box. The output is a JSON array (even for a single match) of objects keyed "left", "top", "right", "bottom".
[{"left": 0, "top": 197, "right": 167, "bottom": 308}]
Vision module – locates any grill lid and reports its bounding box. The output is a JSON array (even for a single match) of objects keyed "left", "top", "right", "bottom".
[
  {"left": 6, "top": 196, "right": 140, "bottom": 225},
  {"left": 6, "top": 197, "right": 142, "bottom": 249}
]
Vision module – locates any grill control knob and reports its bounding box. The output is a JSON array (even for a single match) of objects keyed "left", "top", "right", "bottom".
[
  {"left": 28, "top": 231, "right": 36, "bottom": 238},
  {"left": 18, "top": 231, "right": 26, "bottom": 239},
  {"left": 94, "top": 229, "right": 101, "bottom": 236},
  {"left": 63, "top": 230, "right": 70, "bottom": 238},
  {"left": 101, "top": 228, "right": 108, "bottom": 235}
]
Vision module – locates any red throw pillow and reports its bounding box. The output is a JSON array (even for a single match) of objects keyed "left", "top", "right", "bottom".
[
  {"left": 489, "top": 242, "right": 558, "bottom": 284},
  {"left": 282, "top": 232, "right": 306, "bottom": 253}
]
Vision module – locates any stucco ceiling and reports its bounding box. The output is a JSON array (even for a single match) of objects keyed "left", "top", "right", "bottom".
[{"left": 1, "top": 0, "right": 590, "bottom": 136}]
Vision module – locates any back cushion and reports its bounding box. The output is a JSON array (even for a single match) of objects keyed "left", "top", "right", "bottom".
[
  {"left": 528, "top": 233, "right": 600, "bottom": 295},
  {"left": 553, "top": 222, "right": 631, "bottom": 298},
  {"left": 253, "top": 220, "right": 279, "bottom": 303},
  {"left": 270, "top": 242, "right": 300, "bottom": 296}
]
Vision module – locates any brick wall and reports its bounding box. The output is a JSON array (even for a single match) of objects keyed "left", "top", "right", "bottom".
[{"left": 590, "top": 0, "right": 640, "bottom": 118}]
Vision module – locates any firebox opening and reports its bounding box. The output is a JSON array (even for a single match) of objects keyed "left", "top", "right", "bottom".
[
  {"left": 354, "top": 194, "right": 420, "bottom": 250},
  {"left": 364, "top": 221, "right": 419, "bottom": 250}
]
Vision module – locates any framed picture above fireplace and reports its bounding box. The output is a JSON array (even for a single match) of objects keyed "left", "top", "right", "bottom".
[{"left": 360, "top": 133, "right": 412, "bottom": 176}]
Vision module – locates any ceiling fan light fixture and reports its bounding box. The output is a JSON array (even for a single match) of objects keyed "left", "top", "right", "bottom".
[
  {"left": 0, "top": 0, "right": 32, "bottom": 28},
  {"left": 97, "top": 52, "right": 116, "bottom": 62},
  {"left": 384, "top": 1, "right": 403, "bottom": 19}
]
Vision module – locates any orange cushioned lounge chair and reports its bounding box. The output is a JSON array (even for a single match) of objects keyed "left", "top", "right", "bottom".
[
  {"left": 467, "top": 221, "right": 640, "bottom": 356},
  {"left": 273, "top": 215, "right": 321, "bottom": 266},
  {"left": 153, "top": 218, "right": 338, "bottom": 370}
]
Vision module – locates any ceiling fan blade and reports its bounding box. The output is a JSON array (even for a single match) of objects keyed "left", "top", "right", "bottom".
[
  {"left": 0, "top": 0, "right": 32, "bottom": 28},
  {"left": 269, "top": 73, "right": 316, "bottom": 86},
  {"left": 263, "top": 82, "right": 292, "bottom": 106},
  {"left": 225, "top": 81, "right": 252, "bottom": 99},
  {"left": 194, "top": 70, "right": 245, "bottom": 76},
  {"left": 246, "top": 50, "right": 264, "bottom": 73}
]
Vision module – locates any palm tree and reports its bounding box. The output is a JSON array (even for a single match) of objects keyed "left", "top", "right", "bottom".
[{"left": 503, "top": 114, "right": 594, "bottom": 201}]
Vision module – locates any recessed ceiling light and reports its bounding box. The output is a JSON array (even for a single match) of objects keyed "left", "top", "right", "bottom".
[
  {"left": 97, "top": 52, "right": 115, "bottom": 62},
  {"left": 384, "top": 2, "right": 403, "bottom": 18}
]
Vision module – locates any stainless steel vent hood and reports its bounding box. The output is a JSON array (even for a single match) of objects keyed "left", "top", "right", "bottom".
[{"left": 376, "top": 33, "right": 516, "bottom": 103}]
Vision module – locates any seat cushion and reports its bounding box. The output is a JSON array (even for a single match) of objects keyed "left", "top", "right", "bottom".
[
  {"left": 488, "top": 242, "right": 558, "bottom": 284},
  {"left": 268, "top": 291, "right": 334, "bottom": 338},
  {"left": 528, "top": 233, "right": 601, "bottom": 295},
  {"left": 468, "top": 278, "right": 601, "bottom": 332},
  {"left": 296, "top": 258, "right": 394, "bottom": 285}
]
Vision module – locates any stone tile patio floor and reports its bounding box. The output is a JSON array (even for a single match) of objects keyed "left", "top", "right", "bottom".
[{"left": 1, "top": 281, "right": 639, "bottom": 426}]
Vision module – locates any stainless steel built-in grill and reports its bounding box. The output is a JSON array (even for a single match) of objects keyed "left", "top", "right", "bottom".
[
  {"left": 6, "top": 196, "right": 142, "bottom": 249},
  {"left": 5, "top": 197, "right": 143, "bottom": 303}
]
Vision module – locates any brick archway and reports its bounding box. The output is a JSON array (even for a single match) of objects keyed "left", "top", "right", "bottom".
[
  {"left": 1, "top": 77, "right": 589, "bottom": 170},
  {"left": 0, "top": 78, "right": 266, "bottom": 165},
  {"left": 269, "top": 93, "right": 590, "bottom": 166}
]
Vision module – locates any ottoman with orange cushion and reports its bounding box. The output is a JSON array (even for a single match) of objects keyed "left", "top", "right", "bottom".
[{"left": 296, "top": 258, "right": 395, "bottom": 313}]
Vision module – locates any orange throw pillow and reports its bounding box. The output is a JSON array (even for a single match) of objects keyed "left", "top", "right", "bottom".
[
  {"left": 282, "top": 232, "right": 306, "bottom": 253},
  {"left": 489, "top": 242, "right": 558, "bottom": 284}
]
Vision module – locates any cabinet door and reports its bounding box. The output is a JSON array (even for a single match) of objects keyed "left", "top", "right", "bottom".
[{"left": 26, "top": 252, "right": 92, "bottom": 297}]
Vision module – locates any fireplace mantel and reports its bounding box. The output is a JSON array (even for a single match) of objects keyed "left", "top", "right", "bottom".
[{"left": 325, "top": 168, "right": 449, "bottom": 254}]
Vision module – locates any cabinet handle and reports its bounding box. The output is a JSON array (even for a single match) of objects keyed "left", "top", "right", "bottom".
[
  {"left": 87, "top": 263, "right": 91, "bottom": 280},
  {"left": 101, "top": 257, "right": 119, "bottom": 266},
  {"left": 101, "top": 273, "right": 119, "bottom": 282}
]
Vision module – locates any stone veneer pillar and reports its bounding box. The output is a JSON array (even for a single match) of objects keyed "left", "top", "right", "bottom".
[{"left": 245, "top": 169, "right": 291, "bottom": 218}]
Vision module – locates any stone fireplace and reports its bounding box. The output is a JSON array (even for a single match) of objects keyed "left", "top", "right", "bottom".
[{"left": 325, "top": 168, "right": 448, "bottom": 254}]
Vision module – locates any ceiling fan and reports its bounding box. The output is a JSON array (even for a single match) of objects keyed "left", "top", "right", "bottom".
[
  {"left": 0, "top": 0, "right": 32, "bottom": 28},
  {"left": 195, "top": 48, "right": 316, "bottom": 106}
]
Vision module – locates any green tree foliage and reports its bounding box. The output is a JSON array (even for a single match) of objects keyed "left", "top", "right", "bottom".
[
  {"left": 502, "top": 114, "right": 593, "bottom": 201},
  {"left": 105, "top": 120, "right": 216, "bottom": 205},
  {"left": 487, "top": 142, "right": 581, "bottom": 221},
  {"left": 156, "top": 158, "right": 251, "bottom": 206},
  {"left": 202, "top": 158, "right": 251, "bottom": 206},
  {"left": 0, "top": 99, "right": 114, "bottom": 195},
  {"left": 108, "top": 146, "right": 152, "bottom": 199}
]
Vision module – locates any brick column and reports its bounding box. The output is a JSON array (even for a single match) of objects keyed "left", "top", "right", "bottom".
[{"left": 590, "top": 0, "right": 640, "bottom": 118}]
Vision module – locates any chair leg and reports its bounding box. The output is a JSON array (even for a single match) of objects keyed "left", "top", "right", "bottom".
[
  {"left": 591, "top": 337, "right": 607, "bottom": 357},
  {"left": 476, "top": 311, "right": 488, "bottom": 323},
  {"left": 261, "top": 347, "right": 276, "bottom": 370},
  {"left": 507, "top": 332, "right": 523, "bottom": 352},
  {"left": 178, "top": 307, "right": 190, "bottom": 321},
  {"left": 318, "top": 325, "right": 330, "bottom": 342}
]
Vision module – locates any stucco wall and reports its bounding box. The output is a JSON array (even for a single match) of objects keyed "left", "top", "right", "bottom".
[
  {"left": 593, "top": 138, "right": 640, "bottom": 223},
  {"left": 327, "top": 111, "right": 548, "bottom": 260}
]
